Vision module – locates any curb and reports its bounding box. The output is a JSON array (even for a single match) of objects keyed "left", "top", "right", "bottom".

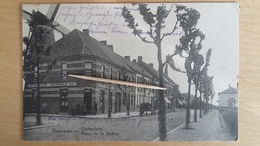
[
  {"left": 25, "top": 113, "right": 141, "bottom": 119},
  {"left": 151, "top": 124, "right": 185, "bottom": 141},
  {"left": 24, "top": 122, "right": 58, "bottom": 131}
]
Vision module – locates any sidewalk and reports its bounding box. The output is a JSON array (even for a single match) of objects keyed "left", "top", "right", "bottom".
[
  {"left": 24, "top": 111, "right": 141, "bottom": 130},
  {"left": 25, "top": 111, "right": 140, "bottom": 119},
  {"left": 153, "top": 109, "right": 236, "bottom": 141}
]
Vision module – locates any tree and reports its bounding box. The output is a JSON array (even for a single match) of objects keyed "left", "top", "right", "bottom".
[
  {"left": 117, "top": 67, "right": 135, "bottom": 116},
  {"left": 203, "top": 75, "right": 214, "bottom": 114},
  {"left": 172, "top": 5, "right": 206, "bottom": 128},
  {"left": 210, "top": 91, "right": 215, "bottom": 111},
  {"left": 23, "top": 10, "right": 57, "bottom": 125},
  {"left": 191, "top": 48, "right": 212, "bottom": 121},
  {"left": 122, "top": 4, "right": 189, "bottom": 141}
]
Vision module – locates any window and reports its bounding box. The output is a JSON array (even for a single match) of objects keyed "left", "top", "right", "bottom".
[
  {"left": 61, "top": 63, "right": 67, "bottom": 79},
  {"left": 32, "top": 90, "right": 38, "bottom": 104},
  {"left": 85, "top": 62, "right": 93, "bottom": 76},
  {"left": 109, "top": 68, "right": 113, "bottom": 79},
  {"left": 228, "top": 98, "right": 236, "bottom": 107},
  {"left": 133, "top": 95, "right": 136, "bottom": 106},
  {"left": 101, "top": 65, "right": 105, "bottom": 78},
  {"left": 33, "top": 66, "right": 38, "bottom": 82},
  {"left": 60, "top": 89, "right": 68, "bottom": 112},
  {"left": 131, "top": 94, "right": 133, "bottom": 106},
  {"left": 117, "top": 71, "right": 120, "bottom": 80},
  {"left": 123, "top": 93, "right": 126, "bottom": 105},
  {"left": 137, "top": 95, "right": 139, "bottom": 106},
  {"left": 128, "top": 75, "right": 131, "bottom": 82},
  {"left": 100, "top": 90, "right": 105, "bottom": 113}
]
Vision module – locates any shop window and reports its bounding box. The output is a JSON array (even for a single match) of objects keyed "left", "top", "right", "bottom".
[
  {"left": 61, "top": 63, "right": 67, "bottom": 79},
  {"left": 85, "top": 62, "right": 93, "bottom": 76}
]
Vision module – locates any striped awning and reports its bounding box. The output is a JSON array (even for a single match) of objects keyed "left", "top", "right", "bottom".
[
  {"left": 164, "top": 97, "right": 171, "bottom": 103},
  {"left": 177, "top": 99, "right": 183, "bottom": 105}
]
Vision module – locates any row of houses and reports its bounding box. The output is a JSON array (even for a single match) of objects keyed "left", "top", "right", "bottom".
[{"left": 23, "top": 28, "right": 180, "bottom": 115}]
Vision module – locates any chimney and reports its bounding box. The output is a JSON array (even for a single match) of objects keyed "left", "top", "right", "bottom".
[
  {"left": 229, "top": 83, "right": 231, "bottom": 88},
  {"left": 83, "top": 29, "right": 90, "bottom": 36},
  {"left": 133, "top": 59, "right": 136, "bottom": 63},
  {"left": 124, "top": 56, "right": 130, "bottom": 61},
  {"left": 100, "top": 40, "right": 107, "bottom": 45},
  {"left": 138, "top": 56, "right": 142, "bottom": 63},
  {"left": 107, "top": 45, "right": 114, "bottom": 51},
  {"left": 149, "top": 63, "right": 153, "bottom": 68}
]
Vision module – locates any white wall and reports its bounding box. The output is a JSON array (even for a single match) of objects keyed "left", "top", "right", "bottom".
[{"left": 219, "top": 94, "right": 238, "bottom": 107}]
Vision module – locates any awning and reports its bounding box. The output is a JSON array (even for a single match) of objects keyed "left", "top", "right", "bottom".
[
  {"left": 164, "top": 97, "right": 171, "bottom": 103},
  {"left": 177, "top": 99, "right": 183, "bottom": 106}
]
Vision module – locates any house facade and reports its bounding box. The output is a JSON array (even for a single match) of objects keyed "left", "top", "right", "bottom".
[
  {"left": 218, "top": 85, "right": 238, "bottom": 108},
  {"left": 24, "top": 29, "right": 180, "bottom": 115}
]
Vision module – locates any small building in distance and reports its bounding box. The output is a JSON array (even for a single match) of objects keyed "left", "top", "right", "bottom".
[{"left": 218, "top": 84, "right": 238, "bottom": 108}]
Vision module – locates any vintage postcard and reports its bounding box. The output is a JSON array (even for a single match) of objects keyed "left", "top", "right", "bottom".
[{"left": 22, "top": 3, "right": 238, "bottom": 141}]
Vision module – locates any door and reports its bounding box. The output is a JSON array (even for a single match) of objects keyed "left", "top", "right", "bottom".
[
  {"left": 100, "top": 90, "right": 105, "bottom": 113},
  {"left": 84, "top": 89, "right": 92, "bottom": 113},
  {"left": 116, "top": 93, "right": 121, "bottom": 112},
  {"left": 60, "top": 89, "right": 68, "bottom": 113},
  {"left": 228, "top": 98, "right": 236, "bottom": 107}
]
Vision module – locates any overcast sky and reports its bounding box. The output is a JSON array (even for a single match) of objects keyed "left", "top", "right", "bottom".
[{"left": 22, "top": 3, "right": 239, "bottom": 105}]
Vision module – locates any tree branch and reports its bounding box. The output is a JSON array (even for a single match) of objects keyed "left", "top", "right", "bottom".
[{"left": 161, "top": 19, "right": 179, "bottom": 40}]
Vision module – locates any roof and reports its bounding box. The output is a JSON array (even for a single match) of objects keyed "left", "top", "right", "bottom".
[
  {"left": 136, "top": 60, "right": 177, "bottom": 87},
  {"left": 51, "top": 29, "right": 152, "bottom": 77},
  {"left": 219, "top": 86, "right": 238, "bottom": 94},
  {"left": 51, "top": 29, "right": 178, "bottom": 88}
]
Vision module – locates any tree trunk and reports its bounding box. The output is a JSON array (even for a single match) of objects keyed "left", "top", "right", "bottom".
[
  {"left": 194, "top": 78, "right": 198, "bottom": 122},
  {"left": 186, "top": 76, "right": 191, "bottom": 129},
  {"left": 199, "top": 92, "right": 202, "bottom": 118},
  {"left": 36, "top": 34, "right": 42, "bottom": 125},
  {"left": 205, "top": 98, "right": 209, "bottom": 114},
  {"left": 156, "top": 36, "right": 167, "bottom": 141},
  {"left": 108, "top": 87, "right": 112, "bottom": 118},
  {"left": 210, "top": 97, "right": 213, "bottom": 112},
  {"left": 203, "top": 98, "right": 205, "bottom": 116},
  {"left": 124, "top": 86, "right": 129, "bottom": 115}
]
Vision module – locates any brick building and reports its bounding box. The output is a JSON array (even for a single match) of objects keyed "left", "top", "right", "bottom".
[{"left": 24, "top": 29, "right": 180, "bottom": 115}]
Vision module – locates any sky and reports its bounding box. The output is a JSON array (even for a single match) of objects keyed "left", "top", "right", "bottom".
[{"left": 22, "top": 3, "right": 239, "bottom": 105}]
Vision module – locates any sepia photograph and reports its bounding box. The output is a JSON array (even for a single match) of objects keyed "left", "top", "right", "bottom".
[{"left": 22, "top": 3, "right": 238, "bottom": 141}]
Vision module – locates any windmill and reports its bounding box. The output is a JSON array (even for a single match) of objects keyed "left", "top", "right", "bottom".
[
  {"left": 22, "top": 4, "right": 70, "bottom": 125},
  {"left": 22, "top": 4, "right": 70, "bottom": 41}
]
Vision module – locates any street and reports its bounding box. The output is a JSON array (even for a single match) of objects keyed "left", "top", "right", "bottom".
[
  {"left": 24, "top": 109, "right": 188, "bottom": 141},
  {"left": 24, "top": 109, "right": 237, "bottom": 141}
]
